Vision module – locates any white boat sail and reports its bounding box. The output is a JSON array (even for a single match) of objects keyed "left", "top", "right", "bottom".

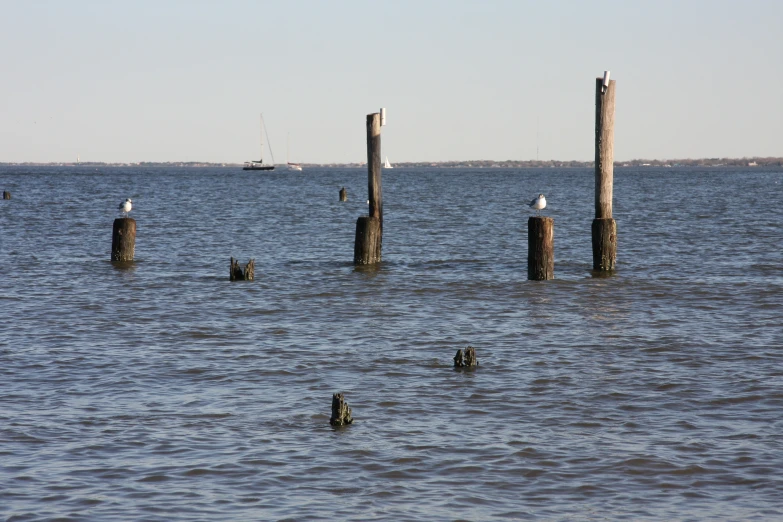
[
  {"left": 243, "top": 113, "right": 275, "bottom": 171},
  {"left": 287, "top": 133, "right": 302, "bottom": 171},
  {"left": 384, "top": 156, "right": 393, "bottom": 169}
]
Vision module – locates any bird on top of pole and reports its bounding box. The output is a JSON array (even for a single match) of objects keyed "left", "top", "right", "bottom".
[
  {"left": 119, "top": 198, "right": 132, "bottom": 218},
  {"left": 529, "top": 193, "right": 546, "bottom": 216}
]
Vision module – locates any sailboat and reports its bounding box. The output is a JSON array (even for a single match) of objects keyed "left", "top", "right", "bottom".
[
  {"left": 243, "top": 113, "right": 275, "bottom": 171},
  {"left": 384, "top": 156, "right": 393, "bottom": 169},
  {"left": 287, "top": 133, "right": 302, "bottom": 171}
]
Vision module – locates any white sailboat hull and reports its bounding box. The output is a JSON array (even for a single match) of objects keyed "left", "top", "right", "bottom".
[
  {"left": 286, "top": 133, "right": 302, "bottom": 171},
  {"left": 244, "top": 113, "right": 275, "bottom": 171}
]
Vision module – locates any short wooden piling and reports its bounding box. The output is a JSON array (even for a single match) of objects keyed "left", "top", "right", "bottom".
[
  {"left": 2, "top": 191, "right": 10, "bottom": 200},
  {"left": 528, "top": 216, "right": 554, "bottom": 280},
  {"left": 354, "top": 216, "right": 382, "bottom": 265},
  {"left": 454, "top": 346, "right": 478, "bottom": 368},
  {"left": 592, "top": 73, "right": 617, "bottom": 271},
  {"left": 353, "top": 113, "right": 383, "bottom": 265},
  {"left": 111, "top": 218, "right": 136, "bottom": 261},
  {"left": 329, "top": 392, "right": 353, "bottom": 426},
  {"left": 230, "top": 257, "right": 255, "bottom": 281},
  {"left": 339, "top": 187, "right": 347, "bottom": 202}
]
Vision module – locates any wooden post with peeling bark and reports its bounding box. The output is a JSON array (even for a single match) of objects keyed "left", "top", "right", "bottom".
[
  {"left": 528, "top": 216, "right": 554, "bottom": 280},
  {"left": 593, "top": 72, "right": 617, "bottom": 271},
  {"left": 354, "top": 113, "right": 382, "bottom": 265},
  {"left": 111, "top": 218, "right": 136, "bottom": 262}
]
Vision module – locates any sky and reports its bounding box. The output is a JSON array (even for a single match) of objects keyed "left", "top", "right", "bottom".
[{"left": 1, "top": 0, "right": 781, "bottom": 163}]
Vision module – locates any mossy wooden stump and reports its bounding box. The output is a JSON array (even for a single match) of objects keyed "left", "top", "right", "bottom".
[
  {"left": 111, "top": 218, "right": 136, "bottom": 262},
  {"left": 454, "top": 346, "right": 478, "bottom": 368},
  {"left": 2, "top": 191, "right": 10, "bottom": 200},
  {"left": 339, "top": 187, "right": 347, "bottom": 202},
  {"left": 230, "top": 258, "right": 255, "bottom": 281},
  {"left": 329, "top": 392, "right": 353, "bottom": 426}
]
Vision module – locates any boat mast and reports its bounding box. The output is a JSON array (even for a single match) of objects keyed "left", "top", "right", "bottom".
[
  {"left": 261, "top": 114, "right": 275, "bottom": 165},
  {"left": 259, "top": 113, "right": 264, "bottom": 163}
]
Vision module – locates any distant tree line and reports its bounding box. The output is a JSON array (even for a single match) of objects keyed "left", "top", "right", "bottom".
[
  {"left": 391, "top": 157, "right": 783, "bottom": 168},
  {"left": 2, "top": 157, "right": 781, "bottom": 168}
]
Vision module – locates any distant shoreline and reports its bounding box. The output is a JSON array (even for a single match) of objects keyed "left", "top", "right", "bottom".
[{"left": 1, "top": 157, "right": 781, "bottom": 168}]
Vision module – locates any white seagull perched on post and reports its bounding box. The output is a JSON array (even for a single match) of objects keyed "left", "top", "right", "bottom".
[
  {"left": 529, "top": 194, "right": 546, "bottom": 216},
  {"left": 119, "top": 198, "right": 132, "bottom": 218}
]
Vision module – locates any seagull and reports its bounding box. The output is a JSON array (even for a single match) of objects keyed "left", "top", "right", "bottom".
[
  {"left": 529, "top": 193, "right": 546, "bottom": 216},
  {"left": 119, "top": 198, "right": 132, "bottom": 218}
]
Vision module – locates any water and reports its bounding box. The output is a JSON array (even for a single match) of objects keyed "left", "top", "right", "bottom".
[{"left": 1, "top": 166, "right": 782, "bottom": 521}]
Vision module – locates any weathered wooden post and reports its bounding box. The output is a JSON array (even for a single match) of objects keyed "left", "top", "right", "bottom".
[
  {"left": 2, "top": 190, "right": 10, "bottom": 200},
  {"left": 329, "top": 392, "right": 353, "bottom": 426},
  {"left": 339, "top": 187, "right": 347, "bottom": 202},
  {"left": 528, "top": 217, "right": 554, "bottom": 280},
  {"left": 593, "top": 71, "right": 617, "bottom": 271},
  {"left": 353, "top": 111, "right": 383, "bottom": 265},
  {"left": 111, "top": 218, "right": 136, "bottom": 261}
]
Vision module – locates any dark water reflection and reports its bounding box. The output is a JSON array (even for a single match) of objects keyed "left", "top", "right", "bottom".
[{"left": 1, "top": 166, "right": 782, "bottom": 520}]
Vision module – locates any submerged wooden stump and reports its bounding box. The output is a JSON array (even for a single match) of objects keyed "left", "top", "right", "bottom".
[
  {"left": 339, "top": 187, "right": 347, "bottom": 202},
  {"left": 528, "top": 216, "right": 554, "bottom": 280},
  {"left": 230, "top": 257, "right": 255, "bottom": 281},
  {"left": 592, "top": 218, "right": 617, "bottom": 271},
  {"left": 454, "top": 346, "right": 478, "bottom": 368},
  {"left": 354, "top": 216, "right": 382, "bottom": 265},
  {"left": 2, "top": 191, "right": 10, "bottom": 200},
  {"left": 329, "top": 392, "right": 353, "bottom": 426},
  {"left": 111, "top": 218, "right": 136, "bottom": 261}
]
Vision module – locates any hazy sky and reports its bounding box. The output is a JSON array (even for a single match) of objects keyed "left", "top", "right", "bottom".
[{"left": 1, "top": 0, "right": 781, "bottom": 163}]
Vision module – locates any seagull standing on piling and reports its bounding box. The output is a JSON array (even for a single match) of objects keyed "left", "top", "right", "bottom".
[
  {"left": 529, "top": 194, "right": 546, "bottom": 216},
  {"left": 119, "top": 198, "right": 132, "bottom": 218}
]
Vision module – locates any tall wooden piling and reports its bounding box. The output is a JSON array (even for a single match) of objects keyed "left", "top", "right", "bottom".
[
  {"left": 2, "top": 191, "right": 10, "bottom": 200},
  {"left": 593, "top": 73, "right": 617, "bottom": 271},
  {"left": 528, "top": 216, "right": 554, "bottom": 280},
  {"left": 111, "top": 218, "right": 136, "bottom": 261},
  {"left": 339, "top": 186, "right": 347, "bottom": 202},
  {"left": 353, "top": 113, "right": 382, "bottom": 265}
]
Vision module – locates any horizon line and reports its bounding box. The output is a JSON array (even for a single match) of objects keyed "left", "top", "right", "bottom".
[{"left": 1, "top": 156, "right": 781, "bottom": 167}]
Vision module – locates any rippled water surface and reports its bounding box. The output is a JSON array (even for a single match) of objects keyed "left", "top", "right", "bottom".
[{"left": 1, "top": 166, "right": 782, "bottom": 521}]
